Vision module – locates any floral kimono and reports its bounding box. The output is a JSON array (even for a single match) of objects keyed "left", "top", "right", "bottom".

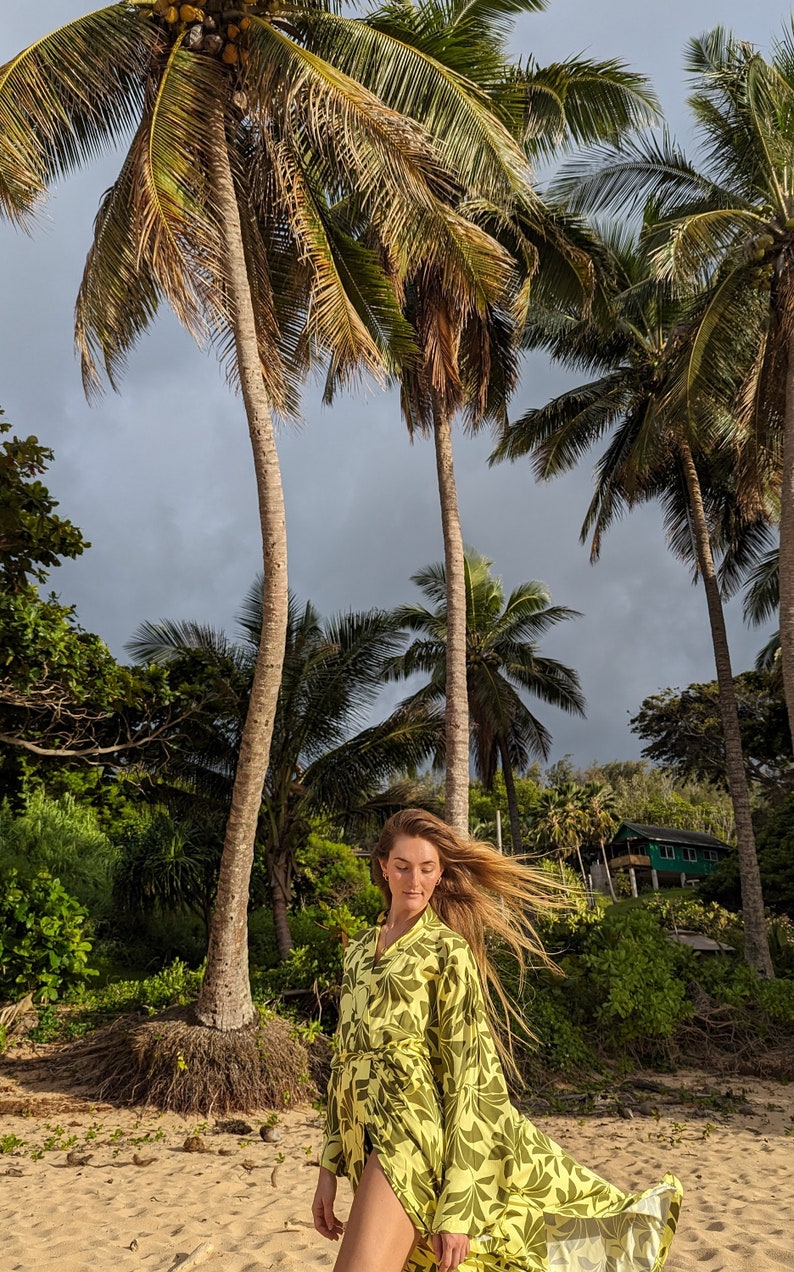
[{"left": 321, "top": 904, "right": 681, "bottom": 1272}]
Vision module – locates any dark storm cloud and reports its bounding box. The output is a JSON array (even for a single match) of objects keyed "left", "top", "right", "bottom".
[{"left": 0, "top": 1, "right": 782, "bottom": 766}]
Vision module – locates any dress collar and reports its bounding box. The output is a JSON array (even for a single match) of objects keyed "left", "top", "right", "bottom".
[{"left": 372, "top": 902, "right": 436, "bottom": 964}]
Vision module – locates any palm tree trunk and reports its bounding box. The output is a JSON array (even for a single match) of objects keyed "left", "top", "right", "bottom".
[
  {"left": 432, "top": 392, "right": 469, "bottom": 834},
  {"left": 497, "top": 733, "right": 523, "bottom": 853},
  {"left": 679, "top": 441, "right": 773, "bottom": 978},
  {"left": 269, "top": 844, "right": 293, "bottom": 961},
  {"left": 599, "top": 842, "right": 617, "bottom": 903},
  {"left": 573, "top": 845, "right": 588, "bottom": 891},
  {"left": 195, "top": 104, "right": 290, "bottom": 1029},
  {"left": 779, "top": 330, "right": 794, "bottom": 749}
]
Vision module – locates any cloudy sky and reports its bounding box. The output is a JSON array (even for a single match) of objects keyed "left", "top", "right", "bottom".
[{"left": 0, "top": 1, "right": 786, "bottom": 767}]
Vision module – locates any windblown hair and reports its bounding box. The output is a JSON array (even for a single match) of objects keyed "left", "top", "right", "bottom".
[{"left": 371, "top": 808, "right": 565, "bottom": 1077}]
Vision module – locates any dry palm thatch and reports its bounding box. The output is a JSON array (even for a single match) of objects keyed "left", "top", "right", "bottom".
[{"left": 57, "top": 1006, "right": 311, "bottom": 1114}]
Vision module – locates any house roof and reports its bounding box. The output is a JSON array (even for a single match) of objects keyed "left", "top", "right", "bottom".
[
  {"left": 665, "top": 930, "right": 735, "bottom": 953},
  {"left": 613, "top": 822, "right": 731, "bottom": 851}
]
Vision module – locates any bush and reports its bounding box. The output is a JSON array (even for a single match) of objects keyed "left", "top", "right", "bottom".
[
  {"left": 291, "top": 834, "right": 383, "bottom": 919},
  {"left": 95, "top": 908, "right": 207, "bottom": 975},
  {"left": 0, "top": 870, "right": 96, "bottom": 1002},
  {"left": 520, "top": 981, "right": 598, "bottom": 1074},
  {"left": 252, "top": 903, "right": 369, "bottom": 1013},
  {"left": 576, "top": 908, "right": 694, "bottom": 1049},
  {"left": 0, "top": 791, "right": 115, "bottom": 918}
]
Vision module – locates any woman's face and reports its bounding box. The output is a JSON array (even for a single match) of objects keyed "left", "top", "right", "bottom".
[{"left": 382, "top": 834, "right": 443, "bottom": 915}]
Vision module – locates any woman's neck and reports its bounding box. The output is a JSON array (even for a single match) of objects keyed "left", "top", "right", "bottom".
[{"left": 383, "top": 903, "right": 427, "bottom": 932}]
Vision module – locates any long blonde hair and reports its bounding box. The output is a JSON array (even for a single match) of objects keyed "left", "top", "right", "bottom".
[{"left": 371, "top": 808, "right": 565, "bottom": 1077}]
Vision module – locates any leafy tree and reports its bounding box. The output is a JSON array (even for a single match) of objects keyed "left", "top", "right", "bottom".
[
  {"left": 0, "top": 411, "right": 199, "bottom": 804},
  {"left": 631, "top": 674, "right": 792, "bottom": 798},
  {"left": 0, "top": 2, "right": 524, "bottom": 1049},
  {"left": 0, "top": 583, "right": 203, "bottom": 788},
  {"left": 129, "top": 581, "right": 441, "bottom": 958},
  {"left": 492, "top": 224, "right": 775, "bottom": 976},
  {"left": 0, "top": 412, "right": 86, "bottom": 590},
  {"left": 469, "top": 771, "right": 543, "bottom": 844},
  {"left": 579, "top": 760, "right": 735, "bottom": 839},
  {"left": 390, "top": 549, "right": 584, "bottom": 852},
  {"left": 701, "top": 794, "right": 794, "bottom": 919}
]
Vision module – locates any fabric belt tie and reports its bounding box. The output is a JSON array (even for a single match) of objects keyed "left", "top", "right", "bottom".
[{"left": 331, "top": 1038, "right": 427, "bottom": 1070}]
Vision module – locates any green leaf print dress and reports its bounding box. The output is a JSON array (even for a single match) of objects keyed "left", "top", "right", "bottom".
[{"left": 320, "top": 904, "right": 682, "bottom": 1272}]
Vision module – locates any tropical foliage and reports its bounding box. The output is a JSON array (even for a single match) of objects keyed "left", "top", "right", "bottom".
[
  {"left": 129, "top": 580, "right": 441, "bottom": 958},
  {"left": 390, "top": 549, "right": 584, "bottom": 851},
  {"left": 5, "top": 8, "right": 794, "bottom": 1097},
  {"left": 492, "top": 222, "right": 776, "bottom": 975}
]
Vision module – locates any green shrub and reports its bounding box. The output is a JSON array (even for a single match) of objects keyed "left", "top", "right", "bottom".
[
  {"left": 292, "top": 834, "right": 382, "bottom": 919},
  {"left": 252, "top": 903, "right": 369, "bottom": 1010},
  {"left": 577, "top": 908, "right": 694, "bottom": 1048},
  {"left": 520, "top": 982, "right": 598, "bottom": 1074},
  {"left": 0, "top": 870, "right": 96, "bottom": 1001},
  {"left": 696, "top": 958, "right": 794, "bottom": 1025},
  {"left": 767, "top": 915, "right": 794, "bottom": 978},
  {"left": 0, "top": 791, "right": 115, "bottom": 917},
  {"left": 94, "top": 907, "right": 207, "bottom": 974},
  {"left": 643, "top": 893, "right": 743, "bottom": 946}
]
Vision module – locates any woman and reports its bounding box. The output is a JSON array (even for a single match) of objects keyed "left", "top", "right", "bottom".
[{"left": 312, "top": 809, "right": 682, "bottom": 1272}]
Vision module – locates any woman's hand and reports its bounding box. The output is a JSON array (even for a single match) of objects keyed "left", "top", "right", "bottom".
[
  {"left": 312, "top": 1166, "right": 344, "bottom": 1241},
  {"left": 431, "top": 1231, "right": 471, "bottom": 1271}
]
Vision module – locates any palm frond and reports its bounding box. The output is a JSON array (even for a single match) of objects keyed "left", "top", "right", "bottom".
[
  {"left": 126, "top": 618, "right": 245, "bottom": 668},
  {"left": 550, "top": 129, "right": 738, "bottom": 218},
  {"left": 291, "top": 8, "right": 531, "bottom": 199},
  {"left": 74, "top": 134, "right": 161, "bottom": 395},
  {"left": 0, "top": 5, "right": 154, "bottom": 224},
  {"left": 743, "top": 545, "right": 780, "bottom": 625},
  {"left": 491, "top": 374, "right": 631, "bottom": 474},
  {"left": 517, "top": 55, "right": 659, "bottom": 160}
]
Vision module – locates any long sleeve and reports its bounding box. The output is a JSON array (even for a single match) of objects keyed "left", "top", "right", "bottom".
[
  {"left": 319, "top": 1068, "right": 346, "bottom": 1175},
  {"left": 431, "top": 942, "right": 513, "bottom": 1236}
]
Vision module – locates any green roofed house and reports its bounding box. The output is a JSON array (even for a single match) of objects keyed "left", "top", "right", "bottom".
[{"left": 605, "top": 822, "right": 732, "bottom": 896}]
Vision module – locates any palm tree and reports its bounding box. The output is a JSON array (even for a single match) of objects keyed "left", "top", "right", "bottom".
[
  {"left": 549, "top": 26, "right": 794, "bottom": 750},
  {"left": 492, "top": 227, "right": 776, "bottom": 976},
  {"left": 0, "top": 2, "right": 519, "bottom": 1052},
  {"left": 130, "top": 581, "right": 442, "bottom": 959},
  {"left": 390, "top": 549, "right": 584, "bottom": 853},
  {"left": 579, "top": 781, "right": 619, "bottom": 901},
  {"left": 114, "top": 811, "right": 222, "bottom": 940},
  {"left": 529, "top": 782, "right": 589, "bottom": 886},
  {"left": 312, "top": 0, "right": 658, "bottom": 834}
]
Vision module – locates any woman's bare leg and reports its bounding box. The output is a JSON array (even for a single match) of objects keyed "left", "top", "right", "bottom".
[{"left": 332, "top": 1150, "right": 419, "bottom": 1272}]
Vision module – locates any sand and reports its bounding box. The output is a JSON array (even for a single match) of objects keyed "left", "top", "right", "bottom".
[{"left": 0, "top": 1057, "right": 791, "bottom": 1272}]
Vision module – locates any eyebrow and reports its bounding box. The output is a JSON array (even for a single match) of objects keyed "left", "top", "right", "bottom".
[{"left": 391, "top": 857, "right": 438, "bottom": 865}]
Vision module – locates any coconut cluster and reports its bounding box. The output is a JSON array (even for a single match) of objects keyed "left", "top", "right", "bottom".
[
  {"left": 151, "top": 0, "right": 252, "bottom": 66},
  {"left": 746, "top": 229, "right": 791, "bottom": 292}
]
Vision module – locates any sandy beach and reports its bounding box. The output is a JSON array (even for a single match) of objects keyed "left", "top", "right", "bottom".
[{"left": 1, "top": 1056, "right": 791, "bottom": 1272}]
